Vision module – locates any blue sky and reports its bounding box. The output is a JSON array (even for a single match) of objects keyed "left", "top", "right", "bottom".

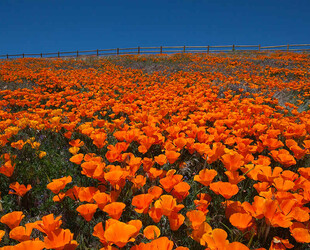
[{"left": 0, "top": 0, "right": 309, "bottom": 55}]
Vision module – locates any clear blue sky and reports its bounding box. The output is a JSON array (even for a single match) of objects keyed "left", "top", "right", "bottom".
[{"left": 0, "top": 0, "right": 309, "bottom": 54}]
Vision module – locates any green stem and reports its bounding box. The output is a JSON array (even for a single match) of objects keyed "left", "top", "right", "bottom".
[{"left": 247, "top": 230, "right": 255, "bottom": 248}]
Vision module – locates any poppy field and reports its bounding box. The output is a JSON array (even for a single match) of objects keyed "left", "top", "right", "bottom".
[{"left": 0, "top": 52, "right": 310, "bottom": 249}]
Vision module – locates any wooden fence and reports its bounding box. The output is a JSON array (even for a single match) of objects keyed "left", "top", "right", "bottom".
[{"left": 0, "top": 44, "right": 309, "bottom": 59}]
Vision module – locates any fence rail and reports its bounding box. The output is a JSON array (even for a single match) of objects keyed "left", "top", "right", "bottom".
[{"left": 1, "top": 44, "right": 309, "bottom": 59}]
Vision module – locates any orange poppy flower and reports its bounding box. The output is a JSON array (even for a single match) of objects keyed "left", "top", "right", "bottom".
[
  {"left": 9, "top": 182, "right": 32, "bottom": 197},
  {"left": 210, "top": 181, "right": 239, "bottom": 199},
  {"left": 201, "top": 228, "right": 229, "bottom": 249},
  {"left": 127, "top": 220, "right": 142, "bottom": 238},
  {"left": 47, "top": 176, "right": 72, "bottom": 194},
  {"left": 168, "top": 212, "right": 185, "bottom": 231},
  {"left": 224, "top": 200, "right": 247, "bottom": 219},
  {"left": 286, "top": 139, "right": 305, "bottom": 159},
  {"left": 190, "top": 221, "right": 213, "bottom": 245},
  {"left": 69, "top": 153, "right": 84, "bottom": 165},
  {"left": 193, "top": 143, "right": 210, "bottom": 156},
  {"left": 114, "top": 130, "right": 126, "bottom": 141},
  {"left": 165, "top": 150, "right": 181, "bottom": 164},
  {"left": 84, "top": 153, "right": 97, "bottom": 161},
  {"left": 160, "top": 169, "right": 183, "bottom": 192},
  {"left": 80, "top": 160, "right": 104, "bottom": 178},
  {"left": 154, "top": 195, "right": 184, "bottom": 218},
  {"left": 143, "top": 225, "right": 161, "bottom": 240},
  {"left": 242, "top": 195, "right": 267, "bottom": 220},
  {"left": 194, "top": 169, "right": 217, "bottom": 187},
  {"left": 171, "top": 181, "right": 190, "bottom": 201},
  {"left": 290, "top": 222, "right": 310, "bottom": 243},
  {"left": 206, "top": 142, "right": 226, "bottom": 163},
  {"left": 91, "top": 132, "right": 107, "bottom": 148},
  {"left": 44, "top": 228, "right": 78, "bottom": 250},
  {"left": 126, "top": 155, "right": 142, "bottom": 175},
  {"left": 106, "top": 142, "right": 129, "bottom": 162},
  {"left": 93, "top": 222, "right": 106, "bottom": 244},
  {"left": 124, "top": 128, "right": 141, "bottom": 143},
  {"left": 103, "top": 202, "right": 126, "bottom": 219},
  {"left": 257, "top": 166, "right": 283, "bottom": 183},
  {"left": 53, "top": 192, "right": 66, "bottom": 202},
  {"left": 187, "top": 210, "right": 206, "bottom": 230},
  {"left": 0, "top": 211, "right": 25, "bottom": 229},
  {"left": 131, "top": 175, "right": 146, "bottom": 189},
  {"left": 272, "top": 177, "right": 295, "bottom": 192},
  {"left": 0, "top": 160, "right": 15, "bottom": 177},
  {"left": 290, "top": 226, "right": 310, "bottom": 243},
  {"left": 224, "top": 171, "right": 245, "bottom": 184},
  {"left": 269, "top": 236, "right": 294, "bottom": 249},
  {"left": 132, "top": 194, "right": 154, "bottom": 214},
  {"left": 9, "top": 222, "right": 36, "bottom": 242},
  {"left": 10, "top": 239, "right": 45, "bottom": 250},
  {"left": 69, "top": 139, "right": 84, "bottom": 147},
  {"left": 38, "top": 151, "right": 47, "bottom": 159},
  {"left": 280, "top": 199, "right": 309, "bottom": 223},
  {"left": 148, "top": 237, "right": 174, "bottom": 250},
  {"left": 148, "top": 206, "right": 163, "bottom": 223},
  {"left": 138, "top": 136, "right": 155, "bottom": 154},
  {"left": 35, "top": 213, "right": 62, "bottom": 235},
  {"left": 264, "top": 199, "right": 292, "bottom": 228},
  {"left": 253, "top": 182, "right": 270, "bottom": 193},
  {"left": 226, "top": 242, "right": 250, "bottom": 250},
  {"left": 104, "top": 170, "right": 129, "bottom": 190},
  {"left": 93, "top": 192, "right": 111, "bottom": 210},
  {"left": 281, "top": 170, "right": 298, "bottom": 181},
  {"left": 69, "top": 146, "right": 80, "bottom": 155},
  {"left": 64, "top": 131, "right": 72, "bottom": 139},
  {"left": 148, "top": 186, "right": 163, "bottom": 199},
  {"left": 142, "top": 157, "right": 154, "bottom": 172},
  {"left": 11, "top": 140, "right": 25, "bottom": 150},
  {"left": 260, "top": 137, "right": 284, "bottom": 150},
  {"left": 65, "top": 186, "right": 81, "bottom": 201},
  {"left": 132, "top": 236, "right": 174, "bottom": 250},
  {"left": 154, "top": 154, "right": 167, "bottom": 166},
  {"left": 229, "top": 213, "right": 253, "bottom": 231},
  {"left": 76, "top": 204, "right": 98, "bottom": 221},
  {"left": 78, "top": 187, "right": 99, "bottom": 202},
  {"left": 164, "top": 140, "right": 177, "bottom": 151},
  {"left": 221, "top": 152, "right": 244, "bottom": 171},
  {"left": 104, "top": 220, "right": 137, "bottom": 248},
  {"left": 147, "top": 167, "right": 164, "bottom": 180},
  {"left": 173, "top": 137, "right": 187, "bottom": 150},
  {"left": 298, "top": 167, "right": 310, "bottom": 179},
  {"left": 194, "top": 193, "right": 211, "bottom": 215},
  {"left": 270, "top": 149, "right": 296, "bottom": 167}
]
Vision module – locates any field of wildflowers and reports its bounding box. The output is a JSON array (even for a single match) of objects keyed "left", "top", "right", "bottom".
[{"left": 0, "top": 52, "right": 310, "bottom": 249}]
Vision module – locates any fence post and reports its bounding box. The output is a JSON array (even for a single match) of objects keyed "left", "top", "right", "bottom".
[
  {"left": 232, "top": 44, "right": 235, "bottom": 52},
  {"left": 7, "top": 54, "right": 8, "bottom": 59},
  {"left": 287, "top": 44, "right": 289, "bottom": 52},
  {"left": 138, "top": 46, "right": 140, "bottom": 54},
  {"left": 97, "top": 49, "right": 99, "bottom": 56},
  {"left": 22, "top": 53, "right": 24, "bottom": 58},
  {"left": 160, "top": 46, "right": 163, "bottom": 54},
  {"left": 258, "top": 45, "right": 261, "bottom": 52},
  {"left": 207, "top": 45, "right": 210, "bottom": 54},
  {"left": 77, "top": 50, "right": 79, "bottom": 57},
  {"left": 117, "top": 48, "right": 119, "bottom": 55},
  {"left": 41, "top": 53, "right": 43, "bottom": 58},
  {"left": 183, "top": 46, "right": 186, "bottom": 53},
  {"left": 58, "top": 52, "right": 60, "bottom": 58}
]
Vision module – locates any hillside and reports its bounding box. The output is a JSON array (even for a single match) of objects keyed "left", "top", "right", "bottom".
[{"left": 0, "top": 52, "right": 310, "bottom": 249}]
